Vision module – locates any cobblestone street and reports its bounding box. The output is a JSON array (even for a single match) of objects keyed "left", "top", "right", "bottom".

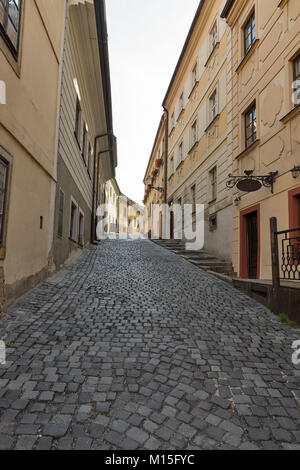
[{"left": 0, "top": 240, "right": 299, "bottom": 450}]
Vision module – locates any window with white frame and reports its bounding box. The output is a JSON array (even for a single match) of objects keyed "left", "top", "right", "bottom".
[
  {"left": 210, "top": 21, "right": 218, "bottom": 52},
  {"left": 191, "top": 121, "right": 197, "bottom": 147},
  {"left": 0, "top": 0, "right": 22, "bottom": 57},
  {"left": 170, "top": 155, "right": 174, "bottom": 176},
  {"left": 210, "top": 89, "right": 217, "bottom": 121},
  {"left": 178, "top": 142, "right": 183, "bottom": 165},
  {"left": 244, "top": 11, "right": 255, "bottom": 56}
]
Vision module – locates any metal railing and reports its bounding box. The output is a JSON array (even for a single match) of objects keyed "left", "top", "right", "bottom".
[{"left": 277, "top": 227, "right": 300, "bottom": 280}]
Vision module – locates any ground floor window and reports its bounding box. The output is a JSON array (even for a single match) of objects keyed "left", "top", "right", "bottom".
[
  {"left": 78, "top": 211, "right": 84, "bottom": 245},
  {"left": 70, "top": 200, "right": 78, "bottom": 241},
  {"left": 57, "top": 189, "right": 64, "bottom": 238}
]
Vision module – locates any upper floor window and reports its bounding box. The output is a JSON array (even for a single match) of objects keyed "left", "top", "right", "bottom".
[
  {"left": 179, "top": 92, "right": 184, "bottom": 113},
  {"left": 210, "top": 21, "right": 218, "bottom": 52},
  {"left": 82, "top": 123, "right": 87, "bottom": 162},
  {"left": 210, "top": 89, "right": 217, "bottom": 121},
  {"left": 191, "top": 121, "right": 197, "bottom": 146},
  {"left": 178, "top": 142, "right": 183, "bottom": 164},
  {"left": 192, "top": 64, "right": 198, "bottom": 87},
  {"left": 75, "top": 96, "right": 82, "bottom": 146},
  {"left": 87, "top": 143, "right": 92, "bottom": 174},
  {"left": 171, "top": 112, "right": 175, "bottom": 130},
  {"left": 294, "top": 55, "right": 300, "bottom": 107},
  {"left": 244, "top": 12, "right": 255, "bottom": 56},
  {"left": 170, "top": 155, "right": 174, "bottom": 175},
  {"left": 245, "top": 103, "right": 257, "bottom": 148},
  {"left": 0, "top": 0, "right": 22, "bottom": 57}
]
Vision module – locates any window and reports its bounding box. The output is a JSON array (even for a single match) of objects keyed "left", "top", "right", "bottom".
[
  {"left": 0, "top": 157, "right": 9, "bottom": 246},
  {"left": 179, "top": 93, "right": 184, "bottom": 113},
  {"left": 178, "top": 142, "right": 183, "bottom": 165},
  {"left": 171, "top": 112, "right": 175, "bottom": 130},
  {"left": 170, "top": 155, "right": 174, "bottom": 176},
  {"left": 0, "top": 0, "right": 22, "bottom": 56},
  {"left": 124, "top": 208, "right": 127, "bottom": 217},
  {"left": 244, "top": 12, "right": 255, "bottom": 56},
  {"left": 293, "top": 55, "right": 300, "bottom": 107},
  {"left": 70, "top": 200, "right": 78, "bottom": 241},
  {"left": 78, "top": 211, "right": 84, "bottom": 245},
  {"left": 191, "top": 185, "right": 196, "bottom": 215},
  {"left": 210, "top": 90, "right": 217, "bottom": 121},
  {"left": 191, "top": 121, "right": 197, "bottom": 146},
  {"left": 57, "top": 189, "right": 64, "bottom": 238},
  {"left": 210, "top": 21, "right": 218, "bottom": 52},
  {"left": 82, "top": 123, "right": 87, "bottom": 163},
  {"left": 209, "top": 167, "right": 217, "bottom": 201},
  {"left": 75, "top": 96, "right": 81, "bottom": 146},
  {"left": 87, "top": 143, "right": 92, "bottom": 175},
  {"left": 192, "top": 64, "right": 198, "bottom": 87},
  {"left": 245, "top": 103, "right": 257, "bottom": 148}
]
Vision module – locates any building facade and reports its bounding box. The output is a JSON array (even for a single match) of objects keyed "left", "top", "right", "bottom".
[
  {"left": 52, "top": 0, "right": 117, "bottom": 269},
  {"left": 0, "top": 0, "right": 65, "bottom": 306},
  {"left": 223, "top": 0, "right": 300, "bottom": 279},
  {"left": 143, "top": 114, "right": 166, "bottom": 238},
  {"left": 162, "top": 0, "right": 233, "bottom": 261}
]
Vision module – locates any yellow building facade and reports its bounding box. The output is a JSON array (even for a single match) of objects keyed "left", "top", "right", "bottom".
[
  {"left": 143, "top": 114, "right": 166, "bottom": 238},
  {"left": 162, "top": 0, "right": 233, "bottom": 261},
  {"left": 0, "top": 0, "right": 65, "bottom": 305},
  {"left": 223, "top": 0, "right": 300, "bottom": 279}
]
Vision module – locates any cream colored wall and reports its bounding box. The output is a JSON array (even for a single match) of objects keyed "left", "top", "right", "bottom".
[
  {"left": 144, "top": 119, "right": 165, "bottom": 235},
  {"left": 0, "top": 0, "right": 65, "bottom": 292},
  {"left": 164, "top": 0, "right": 233, "bottom": 259},
  {"left": 229, "top": 0, "right": 300, "bottom": 279},
  {"left": 58, "top": 8, "right": 94, "bottom": 211}
]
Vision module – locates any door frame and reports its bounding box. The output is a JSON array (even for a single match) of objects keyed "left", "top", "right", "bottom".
[
  {"left": 240, "top": 204, "right": 261, "bottom": 279},
  {"left": 288, "top": 186, "right": 300, "bottom": 228}
]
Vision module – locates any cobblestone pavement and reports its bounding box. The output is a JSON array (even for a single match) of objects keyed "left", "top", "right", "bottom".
[{"left": 0, "top": 239, "right": 300, "bottom": 450}]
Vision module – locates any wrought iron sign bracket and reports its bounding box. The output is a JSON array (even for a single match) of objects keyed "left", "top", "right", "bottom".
[{"left": 226, "top": 170, "right": 278, "bottom": 194}]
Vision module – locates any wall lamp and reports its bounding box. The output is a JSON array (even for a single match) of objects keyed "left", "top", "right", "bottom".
[
  {"left": 234, "top": 196, "right": 241, "bottom": 206},
  {"left": 147, "top": 176, "right": 164, "bottom": 193},
  {"left": 291, "top": 166, "right": 300, "bottom": 179}
]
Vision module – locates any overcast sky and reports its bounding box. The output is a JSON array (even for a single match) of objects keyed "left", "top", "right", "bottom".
[{"left": 106, "top": 0, "right": 200, "bottom": 204}]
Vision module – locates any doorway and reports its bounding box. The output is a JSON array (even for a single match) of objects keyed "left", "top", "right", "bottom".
[{"left": 240, "top": 205, "right": 260, "bottom": 279}]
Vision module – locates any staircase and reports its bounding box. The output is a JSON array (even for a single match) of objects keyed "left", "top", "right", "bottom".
[{"left": 152, "top": 239, "right": 236, "bottom": 278}]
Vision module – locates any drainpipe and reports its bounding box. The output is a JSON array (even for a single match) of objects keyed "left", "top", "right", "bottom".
[
  {"left": 163, "top": 107, "right": 169, "bottom": 204},
  {"left": 91, "top": 132, "right": 114, "bottom": 244}
]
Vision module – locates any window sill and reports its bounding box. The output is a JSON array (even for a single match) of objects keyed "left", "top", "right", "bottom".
[
  {"left": 205, "top": 114, "right": 220, "bottom": 133},
  {"left": 208, "top": 198, "right": 217, "bottom": 205},
  {"left": 280, "top": 104, "right": 300, "bottom": 124},
  {"left": 176, "top": 160, "right": 183, "bottom": 170},
  {"left": 235, "top": 139, "right": 260, "bottom": 160},
  {"left": 188, "top": 141, "right": 199, "bottom": 155},
  {"left": 69, "top": 237, "right": 82, "bottom": 246},
  {"left": 236, "top": 39, "right": 260, "bottom": 74},
  {"left": 204, "top": 42, "right": 220, "bottom": 68}
]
